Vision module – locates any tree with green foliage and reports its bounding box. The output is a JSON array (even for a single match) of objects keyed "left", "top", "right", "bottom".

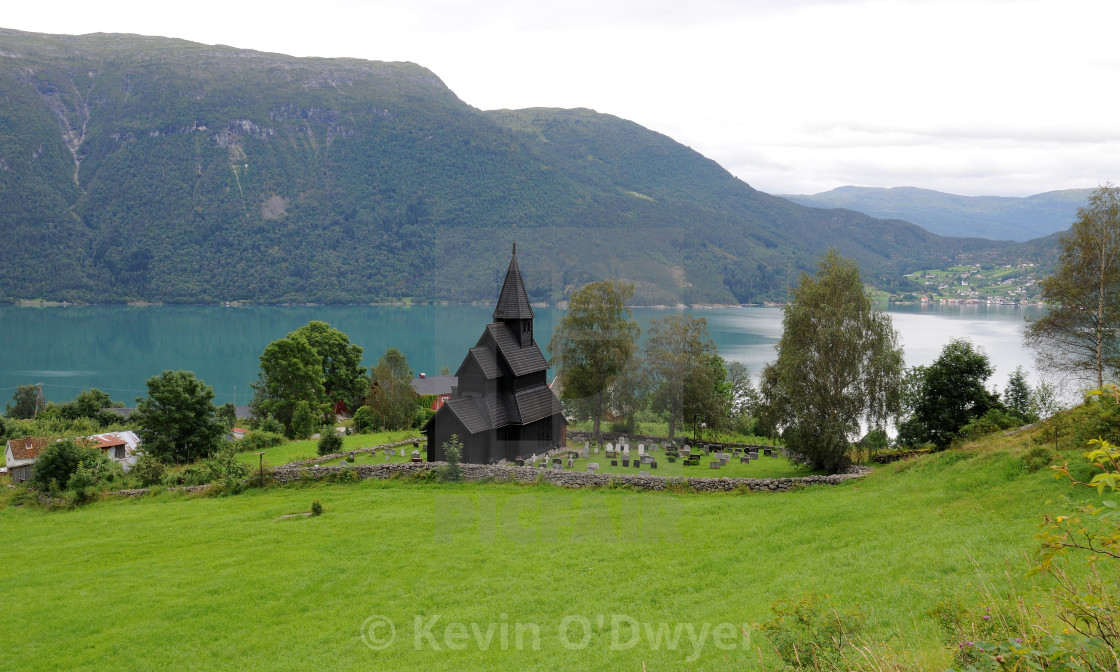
[
  {"left": 682, "top": 354, "right": 732, "bottom": 440},
  {"left": 30, "top": 439, "right": 93, "bottom": 491},
  {"left": 761, "top": 251, "right": 904, "bottom": 473},
  {"left": 132, "top": 452, "right": 167, "bottom": 487},
  {"left": 290, "top": 401, "right": 318, "bottom": 440},
  {"left": 725, "top": 360, "right": 761, "bottom": 436},
  {"left": 1025, "top": 184, "right": 1120, "bottom": 389},
  {"left": 6, "top": 384, "right": 43, "bottom": 419},
  {"left": 898, "top": 339, "right": 1002, "bottom": 449},
  {"left": 1004, "top": 366, "right": 1037, "bottom": 423},
  {"left": 134, "top": 370, "right": 225, "bottom": 464},
  {"left": 644, "top": 313, "right": 724, "bottom": 442},
  {"left": 366, "top": 348, "right": 417, "bottom": 431},
  {"left": 351, "top": 405, "right": 378, "bottom": 433},
  {"left": 550, "top": 281, "right": 640, "bottom": 445},
  {"left": 47, "top": 388, "right": 124, "bottom": 428},
  {"left": 216, "top": 402, "right": 238, "bottom": 430},
  {"left": 290, "top": 321, "right": 367, "bottom": 412},
  {"left": 251, "top": 333, "right": 327, "bottom": 437}
]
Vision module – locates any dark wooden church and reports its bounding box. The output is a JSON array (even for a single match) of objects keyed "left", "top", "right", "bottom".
[{"left": 424, "top": 246, "right": 567, "bottom": 464}]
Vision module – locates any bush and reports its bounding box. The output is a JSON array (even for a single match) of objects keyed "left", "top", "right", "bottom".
[
  {"left": 311, "top": 499, "right": 323, "bottom": 516},
  {"left": 239, "top": 430, "right": 286, "bottom": 453},
  {"left": 290, "top": 402, "right": 316, "bottom": 440},
  {"left": 257, "top": 415, "right": 284, "bottom": 435},
  {"left": 757, "top": 593, "right": 866, "bottom": 669},
  {"left": 440, "top": 434, "right": 463, "bottom": 482},
  {"left": 413, "top": 407, "right": 436, "bottom": 429},
  {"left": 317, "top": 431, "right": 343, "bottom": 456},
  {"left": 133, "top": 453, "right": 167, "bottom": 486},
  {"left": 31, "top": 440, "right": 90, "bottom": 491},
  {"left": 203, "top": 443, "right": 250, "bottom": 493},
  {"left": 954, "top": 408, "right": 1023, "bottom": 444},
  {"left": 1021, "top": 446, "right": 1053, "bottom": 473}
]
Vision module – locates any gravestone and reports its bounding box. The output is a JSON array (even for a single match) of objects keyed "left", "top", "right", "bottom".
[
  {"left": 606, "top": 443, "right": 614, "bottom": 454},
  {"left": 582, "top": 442, "right": 590, "bottom": 459},
  {"left": 750, "top": 451, "right": 759, "bottom": 460},
  {"left": 551, "top": 462, "right": 562, "bottom": 470},
  {"left": 709, "top": 461, "right": 721, "bottom": 469},
  {"left": 633, "top": 460, "right": 640, "bottom": 468},
  {"left": 588, "top": 462, "right": 599, "bottom": 473},
  {"left": 568, "top": 455, "right": 574, "bottom": 468},
  {"left": 622, "top": 458, "right": 630, "bottom": 467},
  {"left": 515, "top": 458, "right": 525, "bottom": 466},
  {"left": 400, "top": 449, "right": 406, "bottom": 457},
  {"left": 611, "top": 459, "right": 618, "bottom": 467},
  {"left": 651, "top": 461, "right": 657, "bottom": 469},
  {"left": 740, "top": 456, "right": 750, "bottom": 464},
  {"left": 764, "top": 448, "right": 773, "bottom": 457},
  {"left": 639, "top": 471, "right": 650, "bottom": 476}
]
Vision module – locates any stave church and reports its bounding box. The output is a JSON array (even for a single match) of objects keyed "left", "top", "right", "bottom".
[{"left": 423, "top": 245, "right": 567, "bottom": 463}]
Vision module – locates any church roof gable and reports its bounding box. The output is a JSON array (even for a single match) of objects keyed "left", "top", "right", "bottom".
[{"left": 486, "top": 323, "right": 548, "bottom": 377}]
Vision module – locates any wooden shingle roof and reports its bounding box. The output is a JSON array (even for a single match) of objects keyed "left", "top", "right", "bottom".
[
  {"left": 514, "top": 386, "right": 565, "bottom": 425},
  {"left": 444, "top": 397, "right": 493, "bottom": 435},
  {"left": 486, "top": 323, "right": 547, "bottom": 377},
  {"left": 492, "top": 245, "right": 534, "bottom": 321},
  {"left": 5, "top": 437, "right": 51, "bottom": 461}
]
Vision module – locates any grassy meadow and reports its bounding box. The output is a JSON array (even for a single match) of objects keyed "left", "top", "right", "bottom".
[{"left": 0, "top": 427, "right": 1106, "bottom": 671}]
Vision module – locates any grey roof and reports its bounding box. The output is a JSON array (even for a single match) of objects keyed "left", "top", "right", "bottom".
[
  {"left": 514, "top": 385, "right": 565, "bottom": 425},
  {"left": 444, "top": 396, "right": 492, "bottom": 435},
  {"left": 411, "top": 375, "right": 457, "bottom": 396},
  {"left": 486, "top": 323, "right": 548, "bottom": 377},
  {"left": 492, "top": 246, "right": 534, "bottom": 321},
  {"left": 468, "top": 346, "right": 502, "bottom": 379}
]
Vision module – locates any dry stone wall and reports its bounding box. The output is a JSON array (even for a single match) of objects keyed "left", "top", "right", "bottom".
[{"left": 270, "top": 462, "right": 870, "bottom": 492}]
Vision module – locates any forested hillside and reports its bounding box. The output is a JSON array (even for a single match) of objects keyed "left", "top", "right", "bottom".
[{"left": 0, "top": 29, "right": 1012, "bottom": 305}]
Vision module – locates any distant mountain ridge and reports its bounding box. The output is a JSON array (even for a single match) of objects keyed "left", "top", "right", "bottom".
[
  {"left": 0, "top": 28, "right": 1012, "bottom": 305},
  {"left": 781, "top": 186, "right": 1090, "bottom": 241}
]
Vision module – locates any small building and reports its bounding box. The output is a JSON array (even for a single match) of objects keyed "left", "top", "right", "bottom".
[
  {"left": 4, "top": 437, "right": 53, "bottom": 483},
  {"left": 411, "top": 373, "right": 457, "bottom": 410},
  {"left": 84, "top": 431, "right": 141, "bottom": 471},
  {"left": 424, "top": 245, "right": 567, "bottom": 463}
]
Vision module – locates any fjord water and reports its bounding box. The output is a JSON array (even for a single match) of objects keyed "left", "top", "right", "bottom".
[{"left": 0, "top": 304, "right": 1042, "bottom": 405}]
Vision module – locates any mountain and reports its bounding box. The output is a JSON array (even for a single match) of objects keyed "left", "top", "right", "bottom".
[
  {"left": 782, "top": 186, "right": 1090, "bottom": 242},
  {"left": 0, "top": 28, "right": 1012, "bottom": 305}
]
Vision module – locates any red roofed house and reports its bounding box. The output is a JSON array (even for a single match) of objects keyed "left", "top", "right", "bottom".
[{"left": 5, "top": 437, "right": 53, "bottom": 483}]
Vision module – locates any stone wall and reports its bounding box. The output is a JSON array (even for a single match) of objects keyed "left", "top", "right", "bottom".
[
  {"left": 283, "top": 437, "right": 425, "bottom": 468},
  {"left": 566, "top": 431, "right": 782, "bottom": 453},
  {"left": 270, "top": 461, "right": 870, "bottom": 493}
]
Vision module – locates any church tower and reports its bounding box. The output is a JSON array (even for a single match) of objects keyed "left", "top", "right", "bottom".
[{"left": 492, "top": 243, "right": 535, "bottom": 348}]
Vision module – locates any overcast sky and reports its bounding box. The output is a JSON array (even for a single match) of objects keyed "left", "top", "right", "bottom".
[{"left": 6, "top": 0, "right": 1118, "bottom": 196}]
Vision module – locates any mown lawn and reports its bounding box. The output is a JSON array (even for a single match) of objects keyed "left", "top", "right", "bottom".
[
  {"left": 235, "top": 430, "right": 423, "bottom": 467},
  {"left": 0, "top": 436, "right": 1104, "bottom": 671}
]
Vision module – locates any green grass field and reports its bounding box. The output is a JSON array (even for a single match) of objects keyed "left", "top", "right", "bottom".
[
  {"left": 0, "top": 430, "right": 1104, "bottom": 670},
  {"left": 235, "top": 430, "right": 424, "bottom": 467}
]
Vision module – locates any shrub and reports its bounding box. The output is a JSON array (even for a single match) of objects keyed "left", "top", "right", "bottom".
[
  {"left": 31, "top": 440, "right": 91, "bottom": 491},
  {"left": 239, "top": 430, "right": 285, "bottom": 453},
  {"left": 757, "top": 593, "right": 866, "bottom": 670},
  {"left": 203, "top": 443, "right": 250, "bottom": 493},
  {"left": 1021, "top": 446, "right": 1053, "bottom": 473},
  {"left": 133, "top": 453, "right": 167, "bottom": 486},
  {"left": 440, "top": 434, "right": 463, "bottom": 482},
  {"left": 317, "top": 431, "right": 343, "bottom": 456},
  {"left": 311, "top": 499, "right": 323, "bottom": 516},
  {"left": 413, "top": 407, "right": 436, "bottom": 429},
  {"left": 290, "top": 402, "right": 316, "bottom": 440},
  {"left": 258, "top": 415, "right": 284, "bottom": 435}
]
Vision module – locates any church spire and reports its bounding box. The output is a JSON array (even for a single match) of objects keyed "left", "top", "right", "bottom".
[{"left": 493, "top": 243, "right": 534, "bottom": 322}]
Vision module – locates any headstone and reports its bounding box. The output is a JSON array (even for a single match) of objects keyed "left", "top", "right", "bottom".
[
  {"left": 606, "top": 443, "right": 614, "bottom": 453},
  {"left": 720, "top": 458, "right": 728, "bottom": 466},
  {"left": 588, "top": 462, "right": 599, "bottom": 472},
  {"left": 750, "top": 451, "right": 759, "bottom": 460},
  {"left": 684, "top": 445, "right": 691, "bottom": 454},
  {"left": 552, "top": 462, "right": 562, "bottom": 470},
  {"left": 639, "top": 471, "right": 650, "bottom": 476},
  {"left": 633, "top": 460, "right": 640, "bottom": 468},
  {"left": 638, "top": 444, "right": 644, "bottom": 454},
  {"left": 399, "top": 449, "right": 406, "bottom": 457},
  {"left": 515, "top": 458, "right": 525, "bottom": 466},
  {"left": 709, "top": 461, "right": 721, "bottom": 469},
  {"left": 764, "top": 448, "right": 773, "bottom": 457},
  {"left": 651, "top": 461, "right": 657, "bottom": 469},
  {"left": 611, "top": 459, "right": 618, "bottom": 467},
  {"left": 622, "top": 458, "right": 630, "bottom": 467},
  {"left": 583, "top": 442, "right": 590, "bottom": 459},
  {"left": 594, "top": 446, "right": 599, "bottom": 454},
  {"left": 567, "top": 455, "right": 574, "bottom": 468}
]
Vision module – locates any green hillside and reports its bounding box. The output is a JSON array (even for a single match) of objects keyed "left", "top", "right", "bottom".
[
  {"left": 783, "top": 185, "right": 1090, "bottom": 241},
  {"left": 0, "top": 29, "right": 1011, "bottom": 305}
]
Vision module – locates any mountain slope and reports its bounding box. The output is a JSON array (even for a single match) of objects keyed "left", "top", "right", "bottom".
[
  {"left": 0, "top": 29, "right": 1011, "bottom": 305},
  {"left": 782, "top": 186, "right": 1090, "bottom": 241}
]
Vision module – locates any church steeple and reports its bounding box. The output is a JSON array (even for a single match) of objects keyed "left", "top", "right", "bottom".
[{"left": 493, "top": 243, "right": 534, "bottom": 345}]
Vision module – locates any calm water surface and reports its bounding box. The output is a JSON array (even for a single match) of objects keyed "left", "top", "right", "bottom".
[{"left": 0, "top": 304, "right": 1043, "bottom": 405}]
